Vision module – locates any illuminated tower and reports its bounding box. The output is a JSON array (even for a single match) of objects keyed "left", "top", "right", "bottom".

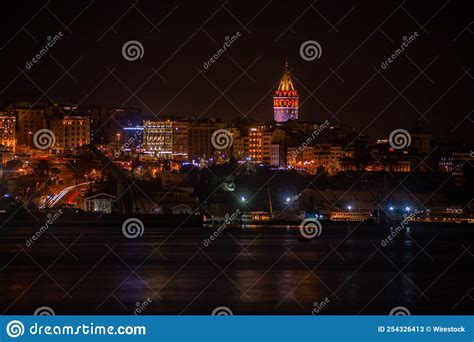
[{"left": 273, "top": 61, "right": 299, "bottom": 123}]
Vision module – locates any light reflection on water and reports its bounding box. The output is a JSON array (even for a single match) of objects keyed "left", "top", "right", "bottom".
[{"left": 0, "top": 224, "right": 472, "bottom": 314}]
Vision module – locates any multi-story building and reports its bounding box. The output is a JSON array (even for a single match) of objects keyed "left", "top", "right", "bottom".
[
  {"left": 7, "top": 102, "right": 47, "bottom": 146},
  {"left": 385, "top": 160, "right": 411, "bottom": 172},
  {"left": 287, "top": 144, "right": 343, "bottom": 174},
  {"left": 187, "top": 118, "right": 226, "bottom": 161},
  {"left": 233, "top": 133, "right": 249, "bottom": 161},
  {"left": 143, "top": 120, "right": 173, "bottom": 158},
  {"left": 233, "top": 126, "right": 279, "bottom": 166},
  {"left": 264, "top": 137, "right": 280, "bottom": 166},
  {"left": 411, "top": 131, "right": 432, "bottom": 155},
  {"left": 50, "top": 116, "right": 90, "bottom": 153},
  {"left": 0, "top": 112, "right": 16, "bottom": 151},
  {"left": 143, "top": 119, "right": 189, "bottom": 160},
  {"left": 90, "top": 107, "right": 143, "bottom": 144},
  {"left": 173, "top": 121, "right": 189, "bottom": 160},
  {"left": 249, "top": 127, "right": 263, "bottom": 162},
  {"left": 273, "top": 62, "right": 299, "bottom": 123},
  {"left": 439, "top": 152, "right": 473, "bottom": 173},
  {"left": 260, "top": 132, "right": 279, "bottom": 166}
]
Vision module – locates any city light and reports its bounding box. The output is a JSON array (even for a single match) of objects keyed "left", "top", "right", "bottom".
[
  {"left": 389, "top": 206, "right": 394, "bottom": 211},
  {"left": 347, "top": 205, "right": 352, "bottom": 210},
  {"left": 286, "top": 197, "right": 291, "bottom": 203},
  {"left": 405, "top": 206, "right": 411, "bottom": 212},
  {"left": 241, "top": 196, "right": 246, "bottom": 203}
]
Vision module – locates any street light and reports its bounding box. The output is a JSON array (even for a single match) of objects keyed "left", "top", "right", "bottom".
[
  {"left": 240, "top": 196, "right": 246, "bottom": 203},
  {"left": 347, "top": 205, "right": 352, "bottom": 210},
  {"left": 286, "top": 197, "right": 291, "bottom": 203}
]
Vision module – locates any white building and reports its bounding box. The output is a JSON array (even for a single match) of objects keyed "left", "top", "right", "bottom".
[{"left": 84, "top": 193, "right": 115, "bottom": 213}]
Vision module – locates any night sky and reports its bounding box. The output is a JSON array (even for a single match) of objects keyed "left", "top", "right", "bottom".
[{"left": 0, "top": 0, "right": 472, "bottom": 142}]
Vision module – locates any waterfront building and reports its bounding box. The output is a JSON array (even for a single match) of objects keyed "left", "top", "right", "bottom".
[{"left": 84, "top": 193, "right": 115, "bottom": 213}]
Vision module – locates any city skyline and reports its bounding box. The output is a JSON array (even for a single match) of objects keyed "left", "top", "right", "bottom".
[
  {"left": 0, "top": 59, "right": 470, "bottom": 144},
  {"left": 0, "top": 0, "right": 472, "bottom": 142}
]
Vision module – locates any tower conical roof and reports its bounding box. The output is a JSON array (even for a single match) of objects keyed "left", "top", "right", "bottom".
[{"left": 277, "top": 62, "right": 295, "bottom": 92}]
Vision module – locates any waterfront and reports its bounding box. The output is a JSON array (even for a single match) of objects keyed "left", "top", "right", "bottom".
[{"left": 0, "top": 222, "right": 473, "bottom": 315}]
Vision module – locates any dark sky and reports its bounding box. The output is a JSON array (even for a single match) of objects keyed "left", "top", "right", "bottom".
[{"left": 0, "top": 0, "right": 472, "bottom": 142}]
